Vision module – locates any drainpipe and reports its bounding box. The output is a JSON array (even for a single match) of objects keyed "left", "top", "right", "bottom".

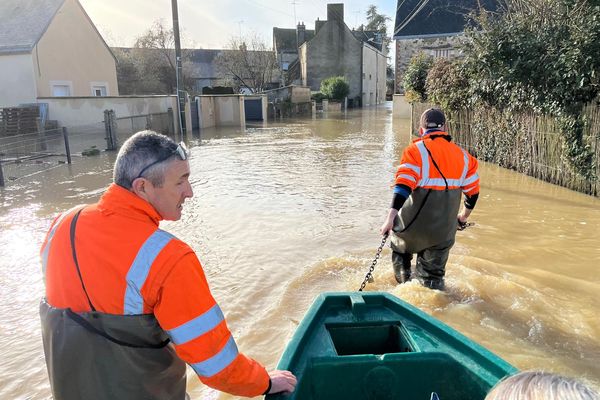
[{"left": 360, "top": 44, "right": 363, "bottom": 107}]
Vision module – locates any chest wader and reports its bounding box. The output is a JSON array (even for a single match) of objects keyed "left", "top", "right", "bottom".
[
  {"left": 390, "top": 138, "right": 462, "bottom": 288},
  {"left": 40, "top": 209, "right": 186, "bottom": 400}
]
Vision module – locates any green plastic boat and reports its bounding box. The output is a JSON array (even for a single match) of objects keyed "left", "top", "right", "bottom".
[{"left": 267, "top": 292, "right": 517, "bottom": 400}]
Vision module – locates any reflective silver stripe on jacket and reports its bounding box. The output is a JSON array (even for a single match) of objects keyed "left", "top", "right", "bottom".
[
  {"left": 124, "top": 229, "right": 174, "bottom": 315},
  {"left": 190, "top": 335, "right": 239, "bottom": 378},
  {"left": 167, "top": 304, "right": 225, "bottom": 345},
  {"left": 415, "top": 141, "right": 472, "bottom": 189}
]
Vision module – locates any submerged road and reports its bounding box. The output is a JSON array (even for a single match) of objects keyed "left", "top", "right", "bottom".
[{"left": 0, "top": 103, "right": 598, "bottom": 399}]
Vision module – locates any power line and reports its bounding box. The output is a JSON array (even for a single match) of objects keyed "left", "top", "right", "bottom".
[{"left": 395, "top": 0, "right": 431, "bottom": 36}]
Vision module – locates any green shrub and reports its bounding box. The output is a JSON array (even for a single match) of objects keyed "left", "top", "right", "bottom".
[
  {"left": 459, "top": 0, "right": 600, "bottom": 179},
  {"left": 311, "top": 91, "right": 327, "bottom": 103},
  {"left": 320, "top": 76, "right": 350, "bottom": 101},
  {"left": 403, "top": 53, "right": 432, "bottom": 103},
  {"left": 425, "top": 58, "right": 471, "bottom": 111}
]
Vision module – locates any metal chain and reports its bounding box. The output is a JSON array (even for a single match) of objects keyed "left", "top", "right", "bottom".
[
  {"left": 457, "top": 221, "right": 475, "bottom": 231},
  {"left": 358, "top": 233, "right": 389, "bottom": 292}
]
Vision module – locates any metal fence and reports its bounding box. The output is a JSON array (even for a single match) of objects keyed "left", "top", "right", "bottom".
[
  {"left": 0, "top": 122, "right": 107, "bottom": 186},
  {"left": 114, "top": 111, "right": 174, "bottom": 145},
  {"left": 0, "top": 109, "right": 177, "bottom": 187}
]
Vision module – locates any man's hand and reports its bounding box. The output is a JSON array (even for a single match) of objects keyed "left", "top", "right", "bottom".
[
  {"left": 380, "top": 208, "right": 399, "bottom": 235},
  {"left": 457, "top": 208, "right": 473, "bottom": 231},
  {"left": 268, "top": 370, "right": 297, "bottom": 394},
  {"left": 457, "top": 208, "right": 472, "bottom": 224}
]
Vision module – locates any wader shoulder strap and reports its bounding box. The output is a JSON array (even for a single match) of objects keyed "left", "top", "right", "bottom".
[
  {"left": 68, "top": 208, "right": 170, "bottom": 349},
  {"left": 422, "top": 140, "right": 449, "bottom": 191},
  {"left": 398, "top": 139, "right": 450, "bottom": 233},
  {"left": 70, "top": 208, "right": 96, "bottom": 312}
]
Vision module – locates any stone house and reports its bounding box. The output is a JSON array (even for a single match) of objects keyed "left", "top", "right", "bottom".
[
  {"left": 273, "top": 3, "right": 387, "bottom": 107},
  {"left": 0, "top": 0, "right": 118, "bottom": 107},
  {"left": 393, "top": 0, "right": 498, "bottom": 93}
]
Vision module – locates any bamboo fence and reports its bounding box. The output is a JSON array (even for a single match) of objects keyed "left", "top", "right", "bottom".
[{"left": 412, "top": 103, "right": 599, "bottom": 196}]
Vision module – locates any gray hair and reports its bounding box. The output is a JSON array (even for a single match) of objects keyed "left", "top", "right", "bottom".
[
  {"left": 485, "top": 371, "right": 600, "bottom": 400},
  {"left": 113, "top": 130, "right": 178, "bottom": 189}
]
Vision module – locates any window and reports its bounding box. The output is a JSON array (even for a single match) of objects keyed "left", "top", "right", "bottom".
[
  {"left": 52, "top": 85, "right": 71, "bottom": 96},
  {"left": 92, "top": 86, "right": 107, "bottom": 96},
  {"left": 90, "top": 81, "right": 109, "bottom": 96},
  {"left": 434, "top": 49, "right": 451, "bottom": 58},
  {"left": 50, "top": 80, "right": 73, "bottom": 97}
]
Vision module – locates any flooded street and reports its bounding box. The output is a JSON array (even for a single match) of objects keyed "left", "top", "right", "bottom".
[{"left": 0, "top": 104, "right": 599, "bottom": 399}]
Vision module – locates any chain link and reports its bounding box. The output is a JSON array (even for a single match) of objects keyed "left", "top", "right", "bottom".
[{"left": 358, "top": 233, "right": 389, "bottom": 292}]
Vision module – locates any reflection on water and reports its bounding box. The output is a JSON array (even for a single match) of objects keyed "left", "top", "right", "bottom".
[{"left": 0, "top": 104, "right": 598, "bottom": 399}]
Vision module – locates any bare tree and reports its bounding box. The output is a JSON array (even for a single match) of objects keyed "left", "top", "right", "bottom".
[
  {"left": 114, "top": 19, "right": 194, "bottom": 95},
  {"left": 215, "top": 33, "right": 277, "bottom": 93}
]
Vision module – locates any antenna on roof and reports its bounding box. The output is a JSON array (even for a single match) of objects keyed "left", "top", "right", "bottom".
[
  {"left": 354, "top": 9, "right": 362, "bottom": 29},
  {"left": 291, "top": 0, "right": 299, "bottom": 25},
  {"left": 237, "top": 20, "right": 244, "bottom": 39}
]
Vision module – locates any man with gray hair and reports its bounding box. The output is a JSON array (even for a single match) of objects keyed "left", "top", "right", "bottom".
[
  {"left": 40, "top": 130, "right": 296, "bottom": 399},
  {"left": 485, "top": 371, "right": 600, "bottom": 400}
]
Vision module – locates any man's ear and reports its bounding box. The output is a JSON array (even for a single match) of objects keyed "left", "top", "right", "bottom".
[{"left": 130, "top": 178, "right": 150, "bottom": 201}]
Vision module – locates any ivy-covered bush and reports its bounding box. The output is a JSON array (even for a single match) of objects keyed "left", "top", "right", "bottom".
[
  {"left": 459, "top": 0, "right": 600, "bottom": 179},
  {"left": 320, "top": 76, "right": 350, "bottom": 101},
  {"left": 403, "top": 53, "right": 432, "bottom": 103},
  {"left": 425, "top": 58, "right": 471, "bottom": 111}
]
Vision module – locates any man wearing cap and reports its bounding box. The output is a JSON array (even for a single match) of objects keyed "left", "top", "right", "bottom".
[{"left": 380, "top": 109, "right": 480, "bottom": 290}]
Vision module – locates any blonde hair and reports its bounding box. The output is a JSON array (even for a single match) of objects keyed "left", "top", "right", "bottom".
[{"left": 485, "top": 371, "right": 600, "bottom": 400}]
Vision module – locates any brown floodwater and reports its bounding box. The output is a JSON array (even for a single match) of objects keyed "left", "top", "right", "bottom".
[{"left": 0, "top": 104, "right": 598, "bottom": 399}]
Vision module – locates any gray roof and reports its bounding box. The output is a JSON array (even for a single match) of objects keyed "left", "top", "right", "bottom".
[
  {"left": 394, "top": 0, "right": 499, "bottom": 39},
  {"left": 272, "top": 27, "right": 315, "bottom": 53},
  {"left": 352, "top": 30, "right": 384, "bottom": 51},
  {"left": 0, "top": 0, "right": 65, "bottom": 54}
]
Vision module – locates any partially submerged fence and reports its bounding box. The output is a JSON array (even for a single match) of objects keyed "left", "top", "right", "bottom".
[
  {"left": 0, "top": 109, "right": 176, "bottom": 186},
  {"left": 411, "top": 103, "right": 600, "bottom": 196}
]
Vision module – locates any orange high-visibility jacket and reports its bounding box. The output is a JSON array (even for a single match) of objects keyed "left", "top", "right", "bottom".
[
  {"left": 395, "top": 131, "right": 479, "bottom": 196},
  {"left": 41, "top": 183, "right": 269, "bottom": 397}
]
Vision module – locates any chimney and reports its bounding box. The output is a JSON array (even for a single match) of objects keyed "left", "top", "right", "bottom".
[
  {"left": 315, "top": 18, "right": 325, "bottom": 33},
  {"left": 296, "top": 22, "right": 306, "bottom": 47},
  {"left": 327, "top": 3, "right": 344, "bottom": 24}
]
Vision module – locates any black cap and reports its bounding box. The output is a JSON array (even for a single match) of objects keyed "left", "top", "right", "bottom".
[{"left": 421, "top": 108, "right": 446, "bottom": 128}]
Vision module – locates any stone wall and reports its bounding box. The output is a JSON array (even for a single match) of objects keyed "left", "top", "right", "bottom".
[{"left": 302, "top": 20, "right": 363, "bottom": 100}]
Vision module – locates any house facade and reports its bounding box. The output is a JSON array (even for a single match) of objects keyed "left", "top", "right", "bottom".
[
  {"left": 393, "top": 0, "right": 498, "bottom": 93},
  {"left": 274, "top": 3, "right": 387, "bottom": 107},
  {"left": 0, "top": 0, "right": 118, "bottom": 108}
]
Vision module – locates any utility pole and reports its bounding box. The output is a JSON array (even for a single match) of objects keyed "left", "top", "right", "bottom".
[{"left": 171, "top": 0, "right": 186, "bottom": 141}]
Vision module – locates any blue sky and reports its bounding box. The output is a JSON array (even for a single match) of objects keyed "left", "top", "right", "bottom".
[{"left": 79, "top": 0, "right": 397, "bottom": 49}]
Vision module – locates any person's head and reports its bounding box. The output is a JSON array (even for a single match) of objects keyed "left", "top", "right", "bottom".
[
  {"left": 485, "top": 371, "right": 600, "bottom": 400},
  {"left": 419, "top": 108, "right": 446, "bottom": 132},
  {"left": 113, "top": 130, "right": 193, "bottom": 221}
]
